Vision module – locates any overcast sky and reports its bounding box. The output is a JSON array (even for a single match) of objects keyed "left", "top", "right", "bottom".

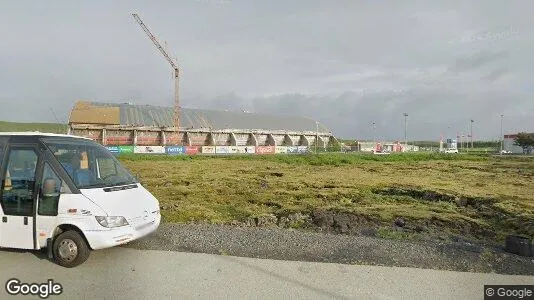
[{"left": 1, "top": 0, "right": 533, "bottom": 140}]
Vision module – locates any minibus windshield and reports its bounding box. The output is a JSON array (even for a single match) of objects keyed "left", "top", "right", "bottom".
[{"left": 41, "top": 138, "right": 137, "bottom": 189}]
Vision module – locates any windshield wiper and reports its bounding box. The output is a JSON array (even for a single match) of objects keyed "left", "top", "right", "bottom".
[
  {"left": 102, "top": 181, "right": 136, "bottom": 188},
  {"left": 78, "top": 179, "right": 136, "bottom": 189},
  {"left": 79, "top": 183, "right": 107, "bottom": 189}
]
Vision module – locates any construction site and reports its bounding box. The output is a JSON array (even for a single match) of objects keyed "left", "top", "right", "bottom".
[
  {"left": 67, "top": 14, "right": 337, "bottom": 153},
  {"left": 68, "top": 101, "right": 336, "bottom": 149}
]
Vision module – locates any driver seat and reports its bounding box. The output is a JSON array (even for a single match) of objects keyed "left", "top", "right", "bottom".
[{"left": 73, "top": 169, "right": 94, "bottom": 187}]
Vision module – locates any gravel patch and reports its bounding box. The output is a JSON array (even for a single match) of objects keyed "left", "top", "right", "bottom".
[{"left": 122, "top": 223, "right": 534, "bottom": 276}]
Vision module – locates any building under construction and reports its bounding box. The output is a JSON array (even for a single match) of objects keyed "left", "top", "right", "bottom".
[
  {"left": 66, "top": 15, "right": 337, "bottom": 150},
  {"left": 67, "top": 101, "right": 337, "bottom": 148}
]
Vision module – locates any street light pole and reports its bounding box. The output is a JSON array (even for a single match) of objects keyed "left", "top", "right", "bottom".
[
  {"left": 372, "top": 121, "right": 376, "bottom": 144},
  {"left": 470, "top": 119, "right": 474, "bottom": 149},
  {"left": 500, "top": 114, "right": 504, "bottom": 155},
  {"left": 315, "top": 121, "right": 319, "bottom": 153},
  {"left": 403, "top": 113, "right": 408, "bottom": 152}
]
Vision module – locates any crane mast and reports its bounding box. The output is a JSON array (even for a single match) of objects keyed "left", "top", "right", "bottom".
[{"left": 132, "top": 13, "right": 180, "bottom": 130}]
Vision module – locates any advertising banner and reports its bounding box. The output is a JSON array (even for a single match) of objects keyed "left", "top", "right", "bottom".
[
  {"left": 201, "top": 146, "right": 216, "bottom": 154},
  {"left": 118, "top": 146, "right": 134, "bottom": 154},
  {"left": 275, "top": 146, "right": 288, "bottom": 154},
  {"left": 297, "top": 146, "right": 309, "bottom": 153},
  {"left": 374, "top": 143, "right": 382, "bottom": 153},
  {"left": 165, "top": 146, "right": 185, "bottom": 155},
  {"left": 134, "top": 146, "right": 165, "bottom": 154},
  {"left": 229, "top": 146, "right": 240, "bottom": 154},
  {"left": 215, "top": 146, "right": 230, "bottom": 154},
  {"left": 238, "top": 146, "right": 255, "bottom": 154},
  {"left": 105, "top": 146, "right": 120, "bottom": 154},
  {"left": 256, "top": 146, "right": 275, "bottom": 154},
  {"left": 229, "top": 146, "right": 256, "bottom": 154},
  {"left": 184, "top": 146, "right": 199, "bottom": 155},
  {"left": 287, "top": 146, "right": 298, "bottom": 153}
]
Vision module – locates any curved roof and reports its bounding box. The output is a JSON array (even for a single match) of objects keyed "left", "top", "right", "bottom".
[{"left": 69, "top": 101, "right": 331, "bottom": 133}]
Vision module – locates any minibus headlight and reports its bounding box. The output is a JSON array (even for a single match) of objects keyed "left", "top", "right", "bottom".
[{"left": 95, "top": 216, "right": 129, "bottom": 228}]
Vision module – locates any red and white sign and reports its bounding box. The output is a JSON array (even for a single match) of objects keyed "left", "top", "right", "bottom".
[
  {"left": 184, "top": 146, "right": 199, "bottom": 155},
  {"left": 374, "top": 143, "right": 382, "bottom": 153},
  {"left": 256, "top": 146, "right": 275, "bottom": 154}
]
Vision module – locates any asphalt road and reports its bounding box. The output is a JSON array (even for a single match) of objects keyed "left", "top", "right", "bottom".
[{"left": 0, "top": 248, "right": 532, "bottom": 300}]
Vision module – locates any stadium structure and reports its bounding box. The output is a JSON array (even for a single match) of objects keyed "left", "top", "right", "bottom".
[{"left": 67, "top": 101, "right": 337, "bottom": 148}]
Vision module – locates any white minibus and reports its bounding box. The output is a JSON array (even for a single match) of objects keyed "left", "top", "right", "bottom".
[{"left": 0, "top": 133, "right": 160, "bottom": 267}]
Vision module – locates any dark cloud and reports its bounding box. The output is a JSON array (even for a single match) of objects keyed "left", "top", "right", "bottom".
[
  {"left": 1, "top": 0, "right": 534, "bottom": 140},
  {"left": 448, "top": 50, "right": 509, "bottom": 73},
  {"left": 482, "top": 68, "right": 509, "bottom": 81}
]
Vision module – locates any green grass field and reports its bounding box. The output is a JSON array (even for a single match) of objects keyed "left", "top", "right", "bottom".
[
  {"left": 0, "top": 121, "right": 67, "bottom": 133},
  {"left": 119, "top": 153, "right": 534, "bottom": 243}
]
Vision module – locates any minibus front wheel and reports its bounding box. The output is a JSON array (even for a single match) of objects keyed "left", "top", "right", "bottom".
[{"left": 52, "top": 230, "right": 91, "bottom": 268}]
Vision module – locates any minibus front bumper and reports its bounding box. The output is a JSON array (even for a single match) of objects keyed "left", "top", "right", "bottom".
[{"left": 85, "top": 214, "right": 161, "bottom": 250}]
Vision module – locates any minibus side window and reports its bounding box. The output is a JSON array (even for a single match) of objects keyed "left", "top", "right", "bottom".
[
  {"left": 38, "top": 162, "right": 70, "bottom": 216},
  {"left": 1, "top": 149, "right": 38, "bottom": 216}
]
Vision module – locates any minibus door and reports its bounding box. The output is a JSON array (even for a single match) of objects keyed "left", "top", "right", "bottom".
[
  {"left": 35, "top": 159, "right": 70, "bottom": 249},
  {"left": 0, "top": 145, "right": 39, "bottom": 249},
  {"left": 0, "top": 137, "right": 6, "bottom": 245}
]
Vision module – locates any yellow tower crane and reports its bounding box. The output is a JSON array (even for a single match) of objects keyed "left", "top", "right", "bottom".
[{"left": 132, "top": 13, "right": 180, "bottom": 130}]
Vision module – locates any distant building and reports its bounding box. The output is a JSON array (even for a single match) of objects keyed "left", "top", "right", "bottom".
[
  {"left": 356, "top": 141, "right": 418, "bottom": 153},
  {"left": 446, "top": 138, "right": 458, "bottom": 150},
  {"left": 67, "top": 101, "right": 337, "bottom": 147},
  {"left": 504, "top": 133, "right": 534, "bottom": 154}
]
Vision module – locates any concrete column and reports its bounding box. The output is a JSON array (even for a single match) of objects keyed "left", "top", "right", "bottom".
[
  {"left": 316, "top": 136, "right": 326, "bottom": 148},
  {"left": 184, "top": 132, "right": 192, "bottom": 146},
  {"left": 133, "top": 130, "right": 138, "bottom": 146},
  {"left": 101, "top": 128, "right": 107, "bottom": 146},
  {"left": 161, "top": 131, "right": 167, "bottom": 146},
  {"left": 267, "top": 134, "right": 276, "bottom": 146},
  {"left": 298, "top": 135, "right": 309, "bottom": 146},
  {"left": 247, "top": 133, "right": 258, "bottom": 146},
  {"left": 229, "top": 133, "right": 238, "bottom": 146},
  {"left": 207, "top": 132, "right": 216, "bottom": 146},
  {"left": 283, "top": 134, "right": 293, "bottom": 146}
]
